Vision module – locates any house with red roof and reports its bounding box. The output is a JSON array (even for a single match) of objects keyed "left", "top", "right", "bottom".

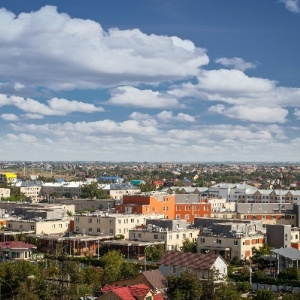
[
  {"left": 0, "top": 241, "right": 37, "bottom": 261},
  {"left": 98, "top": 283, "right": 164, "bottom": 300}
]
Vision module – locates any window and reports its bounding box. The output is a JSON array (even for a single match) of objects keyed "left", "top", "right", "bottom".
[
  {"left": 176, "top": 234, "right": 179, "bottom": 239},
  {"left": 176, "top": 214, "right": 181, "bottom": 219},
  {"left": 97, "top": 228, "right": 101, "bottom": 233},
  {"left": 97, "top": 219, "right": 101, "bottom": 224},
  {"left": 88, "top": 227, "right": 92, "bottom": 232},
  {"left": 154, "top": 234, "right": 158, "bottom": 240},
  {"left": 185, "top": 214, "right": 189, "bottom": 219},
  {"left": 200, "top": 238, "right": 205, "bottom": 243},
  {"left": 109, "top": 229, "right": 114, "bottom": 234},
  {"left": 131, "top": 219, "right": 134, "bottom": 223},
  {"left": 234, "top": 240, "right": 238, "bottom": 246},
  {"left": 75, "top": 226, "right": 79, "bottom": 231},
  {"left": 216, "top": 239, "right": 222, "bottom": 244},
  {"left": 59, "top": 224, "right": 62, "bottom": 228},
  {"left": 31, "top": 225, "right": 35, "bottom": 230},
  {"left": 88, "top": 218, "right": 92, "bottom": 223},
  {"left": 75, "top": 217, "right": 79, "bottom": 222}
]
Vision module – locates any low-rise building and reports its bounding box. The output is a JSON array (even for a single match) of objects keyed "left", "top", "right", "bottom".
[
  {"left": 196, "top": 219, "right": 265, "bottom": 260},
  {"left": 0, "top": 241, "right": 36, "bottom": 261},
  {"left": 0, "top": 188, "right": 10, "bottom": 200},
  {"left": 129, "top": 219, "right": 199, "bottom": 251},
  {"left": 0, "top": 172, "right": 17, "bottom": 185},
  {"left": 73, "top": 212, "right": 165, "bottom": 238},
  {"left": 15, "top": 181, "right": 43, "bottom": 202},
  {"left": 159, "top": 251, "right": 227, "bottom": 281},
  {"left": 6, "top": 218, "right": 70, "bottom": 235}
]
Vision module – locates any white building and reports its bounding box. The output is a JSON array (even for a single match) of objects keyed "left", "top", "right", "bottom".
[{"left": 73, "top": 213, "right": 165, "bottom": 238}]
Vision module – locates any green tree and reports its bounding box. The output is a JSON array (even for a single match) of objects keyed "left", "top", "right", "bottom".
[
  {"left": 214, "top": 281, "right": 242, "bottom": 300},
  {"left": 282, "top": 292, "right": 300, "bottom": 300},
  {"left": 140, "top": 183, "right": 157, "bottom": 192},
  {"left": 278, "top": 267, "right": 300, "bottom": 281},
  {"left": 145, "top": 245, "right": 165, "bottom": 262},
  {"left": 253, "top": 289, "right": 276, "bottom": 300},
  {"left": 252, "top": 270, "right": 268, "bottom": 283},
  {"left": 100, "top": 250, "right": 124, "bottom": 284},
  {"left": 167, "top": 270, "right": 202, "bottom": 300},
  {"left": 251, "top": 243, "right": 271, "bottom": 265},
  {"left": 181, "top": 238, "right": 197, "bottom": 253},
  {"left": 80, "top": 182, "right": 109, "bottom": 199}
]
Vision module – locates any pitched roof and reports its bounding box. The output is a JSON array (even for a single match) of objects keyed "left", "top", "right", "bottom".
[
  {"left": 142, "top": 269, "right": 166, "bottom": 290},
  {"left": 0, "top": 241, "right": 37, "bottom": 250},
  {"left": 128, "top": 284, "right": 150, "bottom": 297},
  {"left": 101, "top": 283, "right": 151, "bottom": 300},
  {"left": 271, "top": 247, "right": 300, "bottom": 260},
  {"left": 110, "top": 287, "right": 136, "bottom": 300},
  {"left": 159, "top": 251, "right": 219, "bottom": 270}
]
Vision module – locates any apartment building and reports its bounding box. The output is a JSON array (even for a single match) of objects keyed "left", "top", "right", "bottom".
[
  {"left": 236, "top": 203, "right": 300, "bottom": 227},
  {"left": 0, "top": 188, "right": 10, "bottom": 200},
  {"left": 0, "top": 202, "right": 75, "bottom": 218},
  {"left": 116, "top": 193, "right": 211, "bottom": 221},
  {"left": 52, "top": 198, "right": 115, "bottom": 212},
  {"left": 174, "top": 194, "right": 211, "bottom": 223},
  {"left": 115, "top": 193, "right": 176, "bottom": 219},
  {"left": 15, "top": 181, "right": 43, "bottom": 202},
  {"left": 6, "top": 218, "right": 70, "bottom": 235},
  {"left": 73, "top": 212, "right": 165, "bottom": 238},
  {"left": 129, "top": 219, "right": 199, "bottom": 251},
  {"left": 196, "top": 219, "right": 265, "bottom": 260},
  {"left": 104, "top": 183, "right": 141, "bottom": 201},
  {"left": 0, "top": 172, "right": 17, "bottom": 185},
  {"left": 41, "top": 181, "right": 87, "bottom": 198}
]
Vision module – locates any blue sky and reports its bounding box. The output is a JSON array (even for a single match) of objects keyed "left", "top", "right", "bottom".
[{"left": 0, "top": 0, "right": 300, "bottom": 162}]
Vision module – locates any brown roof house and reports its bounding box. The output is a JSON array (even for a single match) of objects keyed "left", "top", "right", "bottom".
[
  {"left": 158, "top": 251, "right": 227, "bottom": 281},
  {"left": 0, "top": 241, "right": 37, "bottom": 261}
]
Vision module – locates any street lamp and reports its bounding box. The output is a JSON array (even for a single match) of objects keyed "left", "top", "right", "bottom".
[{"left": 0, "top": 278, "right": 14, "bottom": 300}]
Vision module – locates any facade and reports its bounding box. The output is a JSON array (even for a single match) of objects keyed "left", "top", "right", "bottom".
[
  {"left": 174, "top": 194, "right": 211, "bottom": 223},
  {"left": 6, "top": 218, "right": 70, "bottom": 235},
  {"left": 73, "top": 213, "right": 165, "bottom": 238},
  {"left": 105, "top": 183, "right": 141, "bottom": 201},
  {"left": 0, "top": 202, "right": 75, "bottom": 218},
  {"left": 159, "top": 251, "right": 227, "bottom": 280},
  {"left": 15, "top": 181, "right": 43, "bottom": 202},
  {"left": 0, "top": 188, "right": 10, "bottom": 200},
  {"left": 116, "top": 193, "right": 211, "bottom": 221},
  {"left": 116, "top": 193, "right": 176, "bottom": 219},
  {"left": 41, "top": 181, "right": 86, "bottom": 198},
  {"left": 129, "top": 219, "right": 199, "bottom": 251},
  {"left": 0, "top": 241, "right": 36, "bottom": 260},
  {"left": 266, "top": 224, "right": 291, "bottom": 249},
  {"left": 196, "top": 220, "right": 265, "bottom": 260},
  {"left": 236, "top": 203, "right": 299, "bottom": 227},
  {"left": 0, "top": 172, "right": 17, "bottom": 185},
  {"left": 52, "top": 198, "right": 115, "bottom": 212}
]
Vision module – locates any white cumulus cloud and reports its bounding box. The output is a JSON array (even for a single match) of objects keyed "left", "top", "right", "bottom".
[
  {"left": 0, "top": 6, "right": 208, "bottom": 90},
  {"left": 109, "top": 86, "right": 184, "bottom": 109},
  {"left": 215, "top": 57, "right": 256, "bottom": 71},
  {"left": 280, "top": 0, "right": 300, "bottom": 13}
]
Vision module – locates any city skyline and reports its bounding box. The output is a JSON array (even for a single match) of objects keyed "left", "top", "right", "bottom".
[{"left": 0, "top": 0, "right": 300, "bottom": 162}]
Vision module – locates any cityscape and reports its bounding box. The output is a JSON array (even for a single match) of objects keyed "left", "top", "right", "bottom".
[{"left": 1, "top": 0, "right": 300, "bottom": 300}]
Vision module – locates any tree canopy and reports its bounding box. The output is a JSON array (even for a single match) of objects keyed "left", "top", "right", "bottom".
[{"left": 80, "top": 181, "right": 109, "bottom": 199}]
